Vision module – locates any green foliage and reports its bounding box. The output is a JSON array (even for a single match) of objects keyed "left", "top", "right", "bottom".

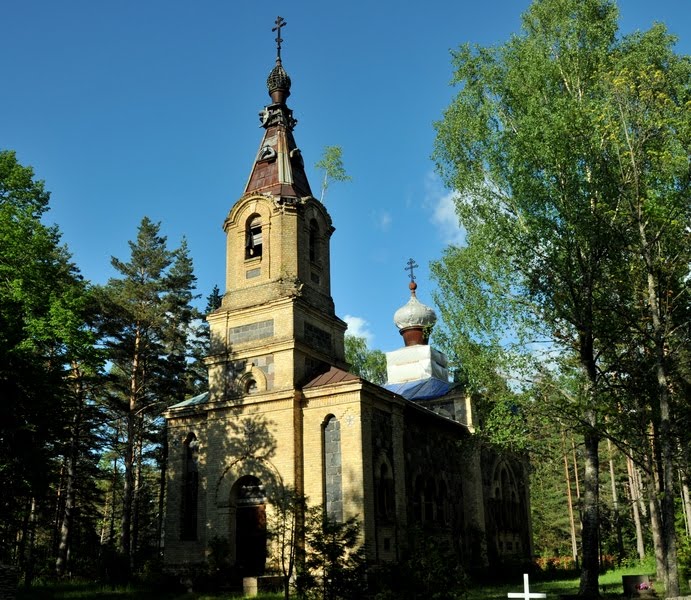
[
  {"left": 98, "top": 216, "right": 200, "bottom": 410},
  {"left": 267, "top": 486, "right": 305, "bottom": 599},
  {"left": 298, "top": 507, "right": 367, "bottom": 600},
  {"left": 432, "top": 0, "right": 690, "bottom": 592},
  {"left": 96, "top": 216, "right": 200, "bottom": 566},
  {"left": 372, "top": 530, "right": 468, "bottom": 600},
  {"left": 678, "top": 536, "right": 691, "bottom": 582},
  {"left": 0, "top": 150, "right": 101, "bottom": 570},
  {"left": 205, "top": 285, "right": 223, "bottom": 313},
  {"left": 314, "top": 146, "right": 351, "bottom": 203},
  {"left": 206, "top": 535, "right": 231, "bottom": 574},
  {"left": 344, "top": 335, "right": 387, "bottom": 385},
  {"left": 185, "top": 285, "right": 222, "bottom": 397},
  {"left": 529, "top": 451, "right": 574, "bottom": 558}
]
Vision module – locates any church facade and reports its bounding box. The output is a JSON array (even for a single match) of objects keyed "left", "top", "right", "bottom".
[{"left": 162, "top": 23, "right": 532, "bottom": 579}]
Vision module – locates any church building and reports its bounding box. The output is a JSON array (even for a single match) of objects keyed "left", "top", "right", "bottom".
[{"left": 162, "top": 19, "right": 532, "bottom": 581}]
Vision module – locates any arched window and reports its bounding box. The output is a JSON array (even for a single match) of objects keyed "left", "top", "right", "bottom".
[
  {"left": 376, "top": 461, "right": 395, "bottom": 521},
  {"left": 323, "top": 416, "right": 343, "bottom": 522},
  {"left": 245, "top": 216, "right": 263, "bottom": 259},
  {"left": 244, "top": 378, "right": 257, "bottom": 394},
  {"left": 309, "top": 219, "right": 319, "bottom": 263},
  {"left": 181, "top": 433, "right": 199, "bottom": 540},
  {"left": 491, "top": 462, "right": 520, "bottom": 533}
]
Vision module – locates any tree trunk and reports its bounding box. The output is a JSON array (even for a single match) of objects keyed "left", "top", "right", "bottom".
[
  {"left": 56, "top": 367, "right": 84, "bottom": 577},
  {"left": 626, "top": 456, "right": 645, "bottom": 560},
  {"left": 23, "top": 497, "right": 37, "bottom": 588},
  {"left": 572, "top": 436, "right": 582, "bottom": 503},
  {"left": 578, "top": 331, "right": 601, "bottom": 598},
  {"left": 636, "top": 167, "right": 679, "bottom": 597},
  {"left": 563, "top": 434, "right": 579, "bottom": 565},
  {"left": 607, "top": 439, "right": 624, "bottom": 561},
  {"left": 55, "top": 417, "right": 79, "bottom": 577},
  {"left": 579, "top": 425, "right": 600, "bottom": 597},
  {"left": 131, "top": 425, "right": 144, "bottom": 567},
  {"left": 645, "top": 271, "right": 679, "bottom": 595},
  {"left": 157, "top": 427, "right": 168, "bottom": 552},
  {"left": 100, "top": 489, "right": 110, "bottom": 546},
  {"left": 681, "top": 472, "right": 691, "bottom": 537},
  {"left": 633, "top": 462, "right": 647, "bottom": 519},
  {"left": 121, "top": 409, "right": 135, "bottom": 569},
  {"left": 655, "top": 383, "right": 679, "bottom": 596},
  {"left": 106, "top": 425, "right": 121, "bottom": 547},
  {"left": 121, "top": 324, "right": 142, "bottom": 573},
  {"left": 52, "top": 459, "right": 66, "bottom": 559},
  {"left": 643, "top": 448, "right": 667, "bottom": 588}
]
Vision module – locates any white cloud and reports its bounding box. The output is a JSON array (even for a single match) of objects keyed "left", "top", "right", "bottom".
[
  {"left": 369, "top": 210, "right": 392, "bottom": 232},
  {"left": 378, "top": 211, "right": 392, "bottom": 231},
  {"left": 423, "top": 172, "right": 466, "bottom": 246},
  {"left": 343, "top": 314, "right": 374, "bottom": 344}
]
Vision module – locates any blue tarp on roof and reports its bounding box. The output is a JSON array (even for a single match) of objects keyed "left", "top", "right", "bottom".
[
  {"left": 383, "top": 378, "right": 451, "bottom": 401},
  {"left": 169, "top": 391, "right": 209, "bottom": 409}
]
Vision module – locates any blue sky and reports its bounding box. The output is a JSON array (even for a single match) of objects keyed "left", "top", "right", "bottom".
[{"left": 2, "top": 1, "right": 689, "bottom": 354}]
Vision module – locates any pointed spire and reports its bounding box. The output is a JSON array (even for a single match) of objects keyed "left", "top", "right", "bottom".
[{"left": 243, "top": 17, "right": 313, "bottom": 199}]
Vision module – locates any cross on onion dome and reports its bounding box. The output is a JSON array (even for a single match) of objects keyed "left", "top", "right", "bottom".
[
  {"left": 404, "top": 258, "right": 418, "bottom": 283},
  {"left": 272, "top": 16, "right": 287, "bottom": 61}
]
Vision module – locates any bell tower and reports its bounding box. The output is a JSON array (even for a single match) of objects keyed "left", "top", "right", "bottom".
[{"left": 207, "top": 17, "right": 347, "bottom": 400}]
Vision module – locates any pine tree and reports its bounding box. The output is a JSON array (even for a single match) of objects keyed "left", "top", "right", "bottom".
[{"left": 97, "top": 217, "right": 198, "bottom": 571}]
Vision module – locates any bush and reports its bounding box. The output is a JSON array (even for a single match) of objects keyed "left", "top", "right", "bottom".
[
  {"left": 371, "top": 530, "right": 468, "bottom": 600},
  {"left": 297, "top": 508, "right": 367, "bottom": 600},
  {"left": 678, "top": 537, "right": 691, "bottom": 582},
  {"left": 534, "top": 556, "right": 577, "bottom": 572}
]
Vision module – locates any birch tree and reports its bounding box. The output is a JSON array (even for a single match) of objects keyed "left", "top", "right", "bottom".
[{"left": 431, "top": 0, "right": 691, "bottom": 593}]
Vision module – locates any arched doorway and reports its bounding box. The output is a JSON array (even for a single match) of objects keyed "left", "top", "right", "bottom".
[{"left": 231, "top": 475, "right": 267, "bottom": 575}]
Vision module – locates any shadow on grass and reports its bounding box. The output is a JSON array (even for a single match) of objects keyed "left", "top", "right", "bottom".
[
  {"left": 16, "top": 582, "right": 282, "bottom": 600},
  {"left": 16, "top": 561, "right": 691, "bottom": 600}
]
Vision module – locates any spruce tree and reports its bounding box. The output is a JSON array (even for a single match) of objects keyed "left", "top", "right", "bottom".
[{"left": 98, "top": 217, "right": 198, "bottom": 571}]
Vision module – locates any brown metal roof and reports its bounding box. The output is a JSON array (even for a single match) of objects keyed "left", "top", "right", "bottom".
[
  {"left": 243, "top": 94, "right": 313, "bottom": 199},
  {"left": 303, "top": 366, "right": 360, "bottom": 389}
]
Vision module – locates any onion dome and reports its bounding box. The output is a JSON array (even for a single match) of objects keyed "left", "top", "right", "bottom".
[
  {"left": 393, "top": 281, "right": 437, "bottom": 346},
  {"left": 267, "top": 59, "right": 291, "bottom": 104}
]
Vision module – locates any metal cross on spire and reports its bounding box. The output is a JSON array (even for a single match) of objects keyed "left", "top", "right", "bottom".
[
  {"left": 405, "top": 258, "right": 419, "bottom": 282},
  {"left": 272, "top": 16, "right": 287, "bottom": 61}
]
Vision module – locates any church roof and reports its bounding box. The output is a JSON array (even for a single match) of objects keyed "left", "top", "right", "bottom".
[
  {"left": 383, "top": 377, "right": 452, "bottom": 401},
  {"left": 242, "top": 20, "right": 313, "bottom": 200},
  {"left": 303, "top": 366, "right": 360, "bottom": 388},
  {"left": 168, "top": 391, "right": 210, "bottom": 409}
]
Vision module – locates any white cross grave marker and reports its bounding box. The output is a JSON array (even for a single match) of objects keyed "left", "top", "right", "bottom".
[{"left": 508, "top": 574, "right": 546, "bottom": 600}]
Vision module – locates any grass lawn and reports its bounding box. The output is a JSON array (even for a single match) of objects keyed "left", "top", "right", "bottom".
[
  {"left": 469, "top": 557, "right": 691, "bottom": 600},
  {"left": 16, "top": 582, "right": 282, "bottom": 600},
  {"left": 14, "top": 560, "right": 691, "bottom": 600}
]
